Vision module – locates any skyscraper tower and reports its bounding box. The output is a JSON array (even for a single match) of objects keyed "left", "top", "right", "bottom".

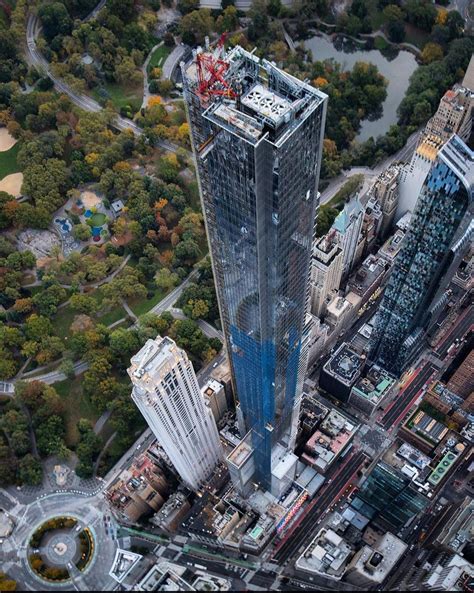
[
  {"left": 128, "top": 336, "right": 222, "bottom": 491},
  {"left": 182, "top": 45, "right": 327, "bottom": 492},
  {"left": 310, "top": 230, "right": 343, "bottom": 318},
  {"left": 369, "top": 136, "right": 473, "bottom": 374}
]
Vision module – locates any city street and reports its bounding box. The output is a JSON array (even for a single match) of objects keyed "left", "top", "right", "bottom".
[
  {"left": 273, "top": 450, "right": 367, "bottom": 564},
  {"left": 379, "top": 361, "right": 437, "bottom": 431},
  {"left": 433, "top": 304, "right": 473, "bottom": 358}
]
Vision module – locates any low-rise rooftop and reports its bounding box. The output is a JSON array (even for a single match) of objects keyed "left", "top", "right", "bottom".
[{"left": 296, "top": 527, "right": 354, "bottom": 579}]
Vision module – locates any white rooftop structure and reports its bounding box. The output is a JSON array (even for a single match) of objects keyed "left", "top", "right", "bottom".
[
  {"left": 242, "top": 84, "right": 293, "bottom": 125},
  {"left": 109, "top": 549, "right": 142, "bottom": 583}
]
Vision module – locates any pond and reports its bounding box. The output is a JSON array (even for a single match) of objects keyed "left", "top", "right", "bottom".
[{"left": 304, "top": 34, "right": 418, "bottom": 142}]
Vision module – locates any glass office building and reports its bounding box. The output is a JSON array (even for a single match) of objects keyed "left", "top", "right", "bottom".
[
  {"left": 182, "top": 46, "right": 327, "bottom": 490},
  {"left": 352, "top": 462, "right": 428, "bottom": 530},
  {"left": 369, "top": 135, "right": 473, "bottom": 374}
]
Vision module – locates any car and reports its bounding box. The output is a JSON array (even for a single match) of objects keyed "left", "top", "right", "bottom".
[{"left": 212, "top": 362, "right": 218, "bottom": 368}]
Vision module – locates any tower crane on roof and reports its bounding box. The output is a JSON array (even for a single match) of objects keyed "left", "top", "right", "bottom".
[{"left": 196, "top": 33, "right": 237, "bottom": 103}]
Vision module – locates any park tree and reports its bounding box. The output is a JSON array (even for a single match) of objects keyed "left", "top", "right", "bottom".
[
  {"left": 32, "top": 283, "right": 67, "bottom": 317},
  {"left": 386, "top": 18, "right": 405, "bottom": 42},
  {"left": 109, "top": 327, "right": 141, "bottom": 360},
  {"left": 75, "top": 419, "right": 101, "bottom": 478},
  {"left": 155, "top": 267, "right": 179, "bottom": 290},
  {"left": 185, "top": 298, "right": 209, "bottom": 320},
  {"left": 216, "top": 5, "right": 239, "bottom": 32},
  {"left": 101, "top": 266, "right": 147, "bottom": 306},
  {"left": 0, "top": 408, "right": 31, "bottom": 455},
  {"left": 157, "top": 153, "right": 180, "bottom": 183},
  {"left": 0, "top": 571, "right": 17, "bottom": 591},
  {"left": 446, "top": 10, "right": 464, "bottom": 39},
  {"left": 13, "top": 297, "right": 34, "bottom": 314},
  {"left": 179, "top": 9, "right": 214, "bottom": 45},
  {"left": 174, "top": 238, "right": 201, "bottom": 266},
  {"left": 140, "top": 312, "right": 172, "bottom": 335},
  {"left": 178, "top": 0, "right": 199, "bottom": 13},
  {"left": 73, "top": 223, "right": 92, "bottom": 241},
  {"left": 18, "top": 454, "right": 43, "bottom": 486},
  {"left": 421, "top": 42, "right": 444, "bottom": 64},
  {"left": 0, "top": 440, "right": 17, "bottom": 486},
  {"left": 22, "top": 158, "right": 71, "bottom": 215},
  {"left": 36, "top": 415, "right": 68, "bottom": 457},
  {"left": 404, "top": 0, "right": 436, "bottom": 31},
  {"left": 38, "top": 2, "right": 73, "bottom": 42},
  {"left": 70, "top": 293, "right": 98, "bottom": 314},
  {"left": 24, "top": 314, "right": 53, "bottom": 342}
]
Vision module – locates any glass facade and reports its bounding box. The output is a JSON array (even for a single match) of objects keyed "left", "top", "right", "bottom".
[
  {"left": 369, "top": 136, "right": 473, "bottom": 374},
  {"left": 352, "top": 461, "right": 428, "bottom": 530},
  {"left": 182, "top": 47, "right": 327, "bottom": 489}
]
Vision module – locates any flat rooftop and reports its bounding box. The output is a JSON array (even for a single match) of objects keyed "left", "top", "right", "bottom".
[
  {"left": 379, "top": 230, "right": 406, "bottom": 262},
  {"left": 352, "top": 367, "right": 395, "bottom": 403},
  {"left": 227, "top": 439, "right": 253, "bottom": 468},
  {"left": 323, "top": 343, "right": 364, "bottom": 386},
  {"left": 349, "top": 255, "right": 387, "bottom": 294},
  {"left": 396, "top": 443, "right": 431, "bottom": 470},
  {"left": 184, "top": 44, "right": 326, "bottom": 146},
  {"left": 405, "top": 409, "right": 449, "bottom": 445}
]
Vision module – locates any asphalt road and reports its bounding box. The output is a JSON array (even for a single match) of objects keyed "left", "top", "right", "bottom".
[
  {"left": 272, "top": 449, "right": 367, "bottom": 564},
  {"left": 434, "top": 304, "right": 473, "bottom": 358},
  {"left": 25, "top": 13, "right": 178, "bottom": 152},
  {"left": 175, "top": 551, "right": 248, "bottom": 591},
  {"left": 379, "top": 361, "right": 437, "bottom": 431},
  {"left": 320, "top": 130, "right": 420, "bottom": 206}
]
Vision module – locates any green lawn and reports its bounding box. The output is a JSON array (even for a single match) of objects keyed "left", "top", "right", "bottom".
[
  {"left": 374, "top": 36, "right": 389, "bottom": 52},
  {"left": 92, "top": 82, "right": 142, "bottom": 115},
  {"left": 0, "top": 142, "right": 21, "bottom": 179},
  {"left": 88, "top": 212, "right": 107, "bottom": 226},
  {"left": 97, "top": 305, "right": 129, "bottom": 326},
  {"left": 147, "top": 44, "right": 173, "bottom": 74},
  {"left": 129, "top": 286, "right": 166, "bottom": 317},
  {"left": 54, "top": 306, "right": 79, "bottom": 339},
  {"left": 54, "top": 297, "right": 129, "bottom": 339},
  {"left": 55, "top": 377, "right": 100, "bottom": 447}
]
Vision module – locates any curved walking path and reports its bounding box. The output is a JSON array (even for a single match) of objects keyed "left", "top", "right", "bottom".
[
  {"left": 142, "top": 41, "right": 163, "bottom": 109},
  {"left": 13, "top": 259, "right": 209, "bottom": 385},
  {"left": 22, "top": 253, "right": 132, "bottom": 291},
  {"left": 25, "top": 14, "right": 162, "bottom": 142}
]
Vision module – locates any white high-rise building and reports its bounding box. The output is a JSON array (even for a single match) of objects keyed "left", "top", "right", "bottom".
[
  {"left": 310, "top": 230, "right": 343, "bottom": 318},
  {"left": 128, "top": 336, "right": 222, "bottom": 491}
]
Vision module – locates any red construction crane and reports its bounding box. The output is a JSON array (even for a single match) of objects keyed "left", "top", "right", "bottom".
[{"left": 196, "top": 33, "right": 237, "bottom": 103}]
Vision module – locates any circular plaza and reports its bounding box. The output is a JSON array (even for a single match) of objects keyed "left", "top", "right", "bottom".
[{"left": 28, "top": 516, "right": 95, "bottom": 583}]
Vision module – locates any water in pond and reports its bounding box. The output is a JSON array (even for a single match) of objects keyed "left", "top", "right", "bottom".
[{"left": 304, "top": 35, "right": 418, "bottom": 141}]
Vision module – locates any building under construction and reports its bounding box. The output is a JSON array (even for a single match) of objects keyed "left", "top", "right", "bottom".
[{"left": 182, "top": 43, "right": 327, "bottom": 495}]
